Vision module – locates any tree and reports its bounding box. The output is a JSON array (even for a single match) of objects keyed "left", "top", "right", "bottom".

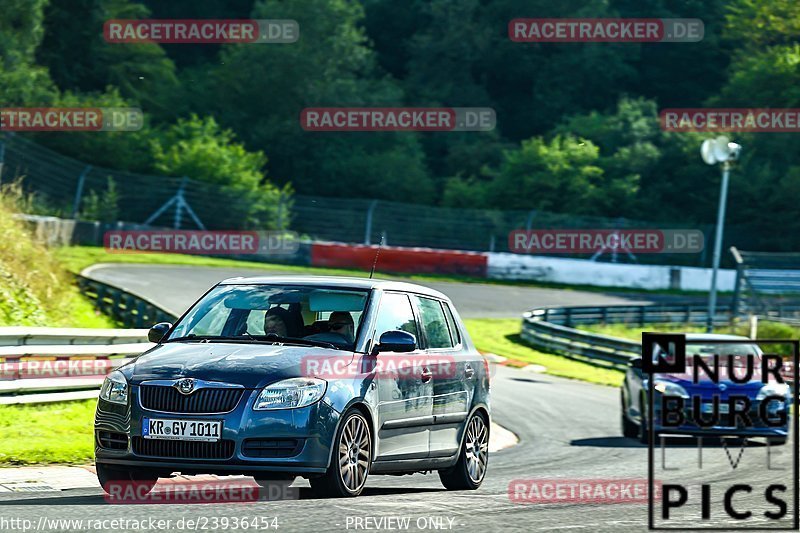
[
  {"left": 448, "top": 135, "right": 605, "bottom": 213},
  {"left": 0, "top": 0, "right": 58, "bottom": 105},
  {"left": 37, "top": 0, "right": 180, "bottom": 116},
  {"left": 194, "top": 0, "right": 436, "bottom": 202},
  {"left": 151, "top": 115, "right": 285, "bottom": 229},
  {"left": 81, "top": 176, "right": 119, "bottom": 222}
]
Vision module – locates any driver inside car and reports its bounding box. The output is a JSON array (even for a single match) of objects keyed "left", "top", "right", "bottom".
[
  {"left": 327, "top": 311, "right": 355, "bottom": 343},
  {"left": 263, "top": 308, "right": 289, "bottom": 336}
]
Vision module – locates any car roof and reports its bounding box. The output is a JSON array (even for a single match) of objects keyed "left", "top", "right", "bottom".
[
  {"left": 218, "top": 275, "right": 451, "bottom": 300},
  {"left": 685, "top": 333, "right": 751, "bottom": 341}
]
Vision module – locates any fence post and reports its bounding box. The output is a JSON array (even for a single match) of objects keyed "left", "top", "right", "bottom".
[
  {"left": 71, "top": 165, "right": 93, "bottom": 219},
  {"left": 639, "top": 306, "right": 646, "bottom": 326},
  {"left": 364, "top": 200, "right": 378, "bottom": 245},
  {"left": 730, "top": 247, "right": 744, "bottom": 320}
]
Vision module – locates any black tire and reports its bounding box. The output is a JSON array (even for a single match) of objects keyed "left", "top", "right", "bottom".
[
  {"left": 439, "top": 412, "right": 489, "bottom": 491},
  {"left": 621, "top": 393, "right": 639, "bottom": 439},
  {"left": 768, "top": 437, "right": 788, "bottom": 446},
  {"left": 310, "top": 410, "right": 372, "bottom": 498},
  {"left": 96, "top": 464, "right": 158, "bottom": 496}
]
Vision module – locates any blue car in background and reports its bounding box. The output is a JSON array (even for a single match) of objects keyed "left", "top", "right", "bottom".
[
  {"left": 621, "top": 334, "right": 791, "bottom": 445},
  {"left": 94, "top": 276, "right": 490, "bottom": 498}
]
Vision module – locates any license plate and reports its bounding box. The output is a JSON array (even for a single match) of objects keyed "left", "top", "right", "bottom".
[
  {"left": 701, "top": 403, "right": 730, "bottom": 414},
  {"left": 142, "top": 418, "right": 222, "bottom": 442}
]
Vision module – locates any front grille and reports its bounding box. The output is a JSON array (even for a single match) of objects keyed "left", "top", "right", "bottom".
[
  {"left": 132, "top": 437, "right": 235, "bottom": 460},
  {"left": 140, "top": 385, "right": 243, "bottom": 414},
  {"left": 242, "top": 438, "right": 303, "bottom": 458},
  {"left": 98, "top": 431, "right": 128, "bottom": 450}
]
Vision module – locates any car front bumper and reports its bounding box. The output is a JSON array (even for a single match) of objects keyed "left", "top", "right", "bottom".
[{"left": 94, "top": 385, "right": 341, "bottom": 476}]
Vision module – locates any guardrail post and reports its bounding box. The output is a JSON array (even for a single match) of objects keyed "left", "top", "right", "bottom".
[
  {"left": 639, "top": 306, "right": 646, "bottom": 326},
  {"left": 601, "top": 307, "right": 608, "bottom": 324},
  {"left": 564, "top": 308, "right": 572, "bottom": 328}
]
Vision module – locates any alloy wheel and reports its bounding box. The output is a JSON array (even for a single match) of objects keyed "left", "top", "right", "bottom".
[
  {"left": 338, "top": 414, "right": 370, "bottom": 493},
  {"left": 464, "top": 415, "right": 488, "bottom": 483}
]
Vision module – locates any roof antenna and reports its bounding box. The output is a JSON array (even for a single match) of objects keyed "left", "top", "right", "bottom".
[{"left": 369, "top": 234, "right": 384, "bottom": 279}]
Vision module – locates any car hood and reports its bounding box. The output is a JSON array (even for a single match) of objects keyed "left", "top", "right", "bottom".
[
  {"left": 124, "top": 342, "right": 354, "bottom": 389},
  {"left": 655, "top": 372, "right": 765, "bottom": 399}
]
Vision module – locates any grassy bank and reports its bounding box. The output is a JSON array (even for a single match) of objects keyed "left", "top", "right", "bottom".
[
  {"left": 464, "top": 318, "right": 624, "bottom": 387},
  {"left": 0, "top": 400, "right": 95, "bottom": 465},
  {"left": 0, "top": 187, "right": 114, "bottom": 328}
]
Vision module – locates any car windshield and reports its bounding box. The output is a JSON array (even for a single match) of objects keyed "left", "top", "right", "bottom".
[
  {"left": 166, "top": 284, "right": 370, "bottom": 351},
  {"left": 686, "top": 343, "right": 761, "bottom": 368}
]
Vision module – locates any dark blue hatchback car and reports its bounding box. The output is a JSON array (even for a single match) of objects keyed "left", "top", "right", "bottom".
[
  {"left": 621, "top": 334, "right": 792, "bottom": 445},
  {"left": 94, "top": 276, "right": 490, "bottom": 497}
]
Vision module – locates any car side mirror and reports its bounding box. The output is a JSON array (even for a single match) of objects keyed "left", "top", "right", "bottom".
[
  {"left": 629, "top": 357, "right": 642, "bottom": 369},
  {"left": 372, "top": 330, "right": 416, "bottom": 355},
  {"left": 148, "top": 322, "right": 172, "bottom": 343}
]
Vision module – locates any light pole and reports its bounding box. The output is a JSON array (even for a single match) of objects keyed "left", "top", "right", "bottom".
[{"left": 701, "top": 136, "right": 741, "bottom": 332}]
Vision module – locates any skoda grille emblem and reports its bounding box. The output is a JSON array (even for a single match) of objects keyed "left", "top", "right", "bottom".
[{"left": 176, "top": 378, "right": 196, "bottom": 395}]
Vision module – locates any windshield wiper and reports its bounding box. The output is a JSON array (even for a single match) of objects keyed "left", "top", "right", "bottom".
[
  {"left": 168, "top": 334, "right": 339, "bottom": 350},
  {"left": 247, "top": 333, "right": 339, "bottom": 350},
  {"left": 163, "top": 334, "right": 210, "bottom": 343}
]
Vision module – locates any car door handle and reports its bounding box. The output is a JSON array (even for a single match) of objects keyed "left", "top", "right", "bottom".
[
  {"left": 421, "top": 367, "right": 433, "bottom": 383},
  {"left": 464, "top": 364, "right": 475, "bottom": 379}
]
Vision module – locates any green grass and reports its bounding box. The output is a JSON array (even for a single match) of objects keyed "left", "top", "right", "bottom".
[
  {"left": 0, "top": 400, "right": 95, "bottom": 466},
  {"left": 0, "top": 186, "right": 115, "bottom": 329},
  {"left": 580, "top": 321, "right": 800, "bottom": 342},
  {"left": 465, "top": 318, "right": 624, "bottom": 387},
  {"left": 53, "top": 245, "right": 703, "bottom": 297}
]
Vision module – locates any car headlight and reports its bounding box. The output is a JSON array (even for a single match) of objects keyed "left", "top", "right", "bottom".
[
  {"left": 99, "top": 370, "right": 128, "bottom": 405},
  {"left": 253, "top": 378, "right": 327, "bottom": 411},
  {"left": 757, "top": 382, "right": 791, "bottom": 402},
  {"left": 654, "top": 380, "right": 689, "bottom": 398}
]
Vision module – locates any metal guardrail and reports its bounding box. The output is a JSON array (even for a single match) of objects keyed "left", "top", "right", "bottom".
[
  {"left": 521, "top": 304, "right": 800, "bottom": 371},
  {"left": 0, "top": 327, "right": 149, "bottom": 346},
  {"left": 76, "top": 275, "right": 177, "bottom": 328},
  {"left": 0, "top": 336, "right": 154, "bottom": 405},
  {"left": 0, "top": 277, "right": 175, "bottom": 405}
]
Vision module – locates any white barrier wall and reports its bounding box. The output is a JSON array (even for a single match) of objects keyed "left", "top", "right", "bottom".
[{"left": 487, "top": 253, "right": 735, "bottom": 291}]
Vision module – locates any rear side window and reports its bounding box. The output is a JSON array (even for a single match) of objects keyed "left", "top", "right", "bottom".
[
  {"left": 443, "top": 303, "right": 461, "bottom": 345},
  {"left": 373, "top": 292, "right": 418, "bottom": 343},
  {"left": 414, "top": 296, "right": 454, "bottom": 349}
]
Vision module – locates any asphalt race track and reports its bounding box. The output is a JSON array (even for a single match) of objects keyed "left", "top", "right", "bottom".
[
  {"left": 0, "top": 265, "right": 794, "bottom": 532},
  {"left": 81, "top": 263, "right": 659, "bottom": 318}
]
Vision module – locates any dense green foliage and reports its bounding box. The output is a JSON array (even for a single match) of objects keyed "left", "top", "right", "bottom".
[{"left": 3, "top": 0, "right": 800, "bottom": 245}]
